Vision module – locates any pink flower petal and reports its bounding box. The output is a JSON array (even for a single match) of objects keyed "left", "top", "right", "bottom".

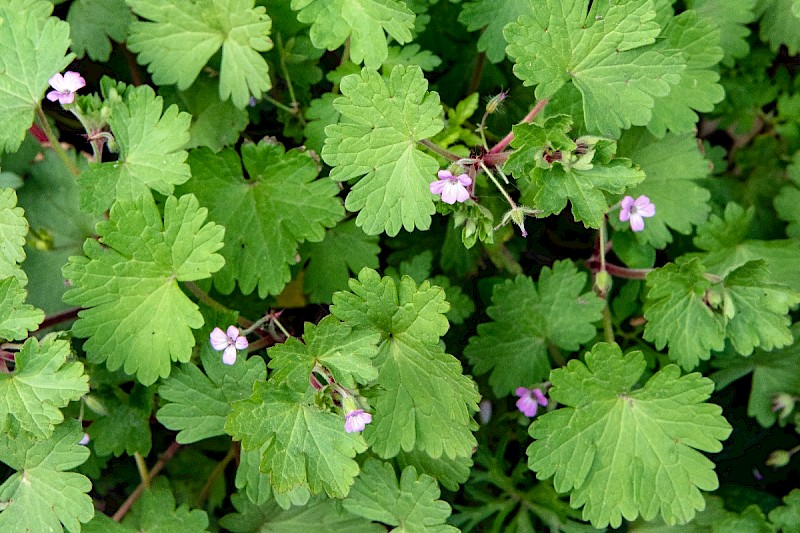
[
  {"left": 430, "top": 180, "right": 446, "bottom": 194},
  {"left": 630, "top": 214, "right": 645, "bottom": 232},
  {"left": 62, "top": 71, "right": 86, "bottom": 91},
  {"left": 222, "top": 345, "right": 237, "bottom": 365},
  {"left": 620, "top": 195, "right": 635, "bottom": 211},
  {"left": 455, "top": 174, "right": 472, "bottom": 186},
  {"left": 454, "top": 185, "right": 470, "bottom": 203},
  {"left": 440, "top": 182, "right": 460, "bottom": 204},
  {"left": 532, "top": 388, "right": 548, "bottom": 406},
  {"left": 234, "top": 336, "right": 249, "bottom": 350},
  {"left": 516, "top": 395, "right": 539, "bottom": 417},
  {"left": 344, "top": 409, "right": 372, "bottom": 433},
  {"left": 225, "top": 325, "right": 240, "bottom": 340},
  {"left": 209, "top": 327, "right": 229, "bottom": 351},
  {"left": 48, "top": 73, "right": 66, "bottom": 92},
  {"left": 46, "top": 90, "right": 61, "bottom": 102},
  {"left": 438, "top": 170, "right": 453, "bottom": 180}
]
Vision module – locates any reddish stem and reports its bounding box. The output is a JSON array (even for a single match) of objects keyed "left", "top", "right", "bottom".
[
  {"left": 112, "top": 441, "right": 181, "bottom": 522},
  {"left": 603, "top": 262, "right": 652, "bottom": 280},
  {"left": 35, "top": 307, "right": 81, "bottom": 334},
  {"left": 488, "top": 98, "right": 549, "bottom": 155}
]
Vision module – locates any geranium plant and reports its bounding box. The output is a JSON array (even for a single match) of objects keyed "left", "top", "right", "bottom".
[{"left": 1, "top": 0, "right": 800, "bottom": 531}]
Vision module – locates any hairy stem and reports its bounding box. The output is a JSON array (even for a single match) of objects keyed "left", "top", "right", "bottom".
[
  {"left": 419, "top": 139, "right": 461, "bottom": 162},
  {"left": 488, "top": 98, "right": 549, "bottom": 155},
  {"left": 480, "top": 161, "right": 517, "bottom": 210},
  {"left": 112, "top": 441, "right": 181, "bottom": 522},
  {"left": 35, "top": 107, "right": 81, "bottom": 176},
  {"left": 602, "top": 305, "right": 615, "bottom": 345}
]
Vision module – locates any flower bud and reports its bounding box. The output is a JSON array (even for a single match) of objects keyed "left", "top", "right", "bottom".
[
  {"left": 772, "top": 393, "right": 796, "bottom": 422},
  {"left": 766, "top": 449, "right": 792, "bottom": 468},
  {"left": 485, "top": 91, "right": 507, "bottom": 115},
  {"left": 595, "top": 271, "right": 612, "bottom": 295}
]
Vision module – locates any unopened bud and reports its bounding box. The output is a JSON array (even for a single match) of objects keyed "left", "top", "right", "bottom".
[
  {"left": 485, "top": 91, "right": 507, "bottom": 115},
  {"left": 766, "top": 449, "right": 792, "bottom": 468},
  {"left": 595, "top": 271, "right": 612, "bottom": 295},
  {"left": 772, "top": 393, "right": 796, "bottom": 422}
]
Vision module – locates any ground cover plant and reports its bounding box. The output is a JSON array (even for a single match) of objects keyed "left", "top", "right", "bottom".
[{"left": 1, "top": 0, "right": 800, "bottom": 531}]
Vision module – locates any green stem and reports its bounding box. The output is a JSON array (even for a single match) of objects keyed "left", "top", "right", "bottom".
[
  {"left": 272, "top": 316, "right": 292, "bottom": 339},
  {"left": 419, "top": 139, "right": 461, "bottom": 162},
  {"left": 262, "top": 94, "right": 297, "bottom": 114},
  {"left": 276, "top": 33, "right": 298, "bottom": 107},
  {"left": 196, "top": 445, "right": 237, "bottom": 508},
  {"left": 480, "top": 161, "right": 517, "bottom": 210},
  {"left": 133, "top": 452, "right": 150, "bottom": 489},
  {"left": 182, "top": 281, "right": 252, "bottom": 329},
  {"left": 602, "top": 305, "right": 615, "bottom": 345},
  {"left": 36, "top": 107, "right": 81, "bottom": 176}
]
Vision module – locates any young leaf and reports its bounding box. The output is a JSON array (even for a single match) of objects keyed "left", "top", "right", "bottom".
[
  {"left": 67, "top": 0, "right": 132, "bottom": 62},
  {"left": 616, "top": 129, "right": 712, "bottom": 248},
  {"left": 77, "top": 84, "right": 191, "bottom": 214},
  {"left": 465, "top": 260, "right": 604, "bottom": 397},
  {"left": 291, "top": 0, "right": 415, "bottom": 69},
  {"left": 268, "top": 316, "right": 379, "bottom": 392},
  {"left": 758, "top": 0, "right": 800, "bottom": 55},
  {"left": 0, "top": 188, "right": 28, "bottom": 284},
  {"left": 63, "top": 193, "right": 225, "bottom": 385},
  {"left": 0, "top": 420, "right": 93, "bottom": 532},
  {"left": 127, "top": 477, "right": 209, "bottom": 531},
  {"left": 181, "top": 142, "right": 343, "bottom": 297},
  {"left": 504, "top": 0, "right": 684, "bottom": 137},
  {"left": 322, "top": 66, "right": 444, "bottom": 236},
  {"left": 330, "top": 268, "right": 480, "bottom": 459},
  {"left": 0, "top": 337, "right": 88, "bottom": 439},
  {"left": 342, "top": 459, "right": 458, "bottom": 532},
  {"left": 157, "top": 348, "right": 266, "bottom": 444},
  {"left": 300, "top": 219, "right": 381, "bottom": 304},
  {"left": 88, "top": 384, "right": 154, "bottom": 457},
  {"left": 0, "top": 3, "right": 72, "bottom": 153},
  {"left": 686, "top": 0, "right": 756, "bottom": 66},
  {"left": 646, "top": 11, "right": 725, "bottom": 137},
  {"left": 220, "top": 492, "right": 383, "bottom": 533},
  {"left": 225, "top": 382, "right": 368, "bottom": 498},
  {"left": 0, "top": 278, "right": 43, "bottom": 340},
  {"left": 458, "top": 0, "right": 534, "bottom": 63},
  {"left": 528, "top": 343, "right": 732, "bottom": 528},
  {"left": 127, "top": 0, "right": 273, "bottom": 108}
]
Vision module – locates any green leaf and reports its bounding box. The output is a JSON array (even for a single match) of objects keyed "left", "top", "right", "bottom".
[
  {"left": 465, "top": 261, "right": 604, "bottom": 397},
  {"left": 220, "top": 492, "right": 384, "bottom": 533},
  {"left": 759, "top": 0, "right": 800, "bottom": 55},
  {"left": 686, "top": 0, "right": 756, "bottom": 67},
  {"left": 63, "top": 193, "right": 225, "bottom": 385},
  {"left": 322, "top": 66, "right": 444, "bottom": 236},
  {"left": 301, "top": 219, "right": 381, "bottom": 304},
  {"left": 291, "top": 0, "right": 415, "bottom": 69},
  {"left": 0, "top": 278, "right": 43, "bottom": 340},
  {"left": 160, "top": 74, "right": 250, "bottom": 153},
  {"left": 504, "top": 0, "right": 684, "bottom": 137},
  {"left": 0, "top": 337, "right": 88, "bottom": 439},
  {"left": 126, "top": 0, "right": 273, "bottom": 108},
  {"left": 383, "top": 44, "right": 442, "bottom": 73},
  {"left": 121, "top": 477, "right": 209, "bottom": 532},
  {"left": 775, "top": 151, "right": 800, "bottom": 238},
  {"left": 225, "top": 382, "right": 368, "bottom": 498},
  {"left": 67, "top": 0, "right": 132, "bottom": 61},
  {"left": 528, "top": 343, "right": 732, "bottom": 528},
  {"left": 0, "top": 188, "right": 28, "bottom": 284},
  {"left": 181, "top": 142, "right": 342, "bottom": 297},
  {"left": 77, "top": 84, "right": 192, "bottom": 214},
  {"left": 268, "top": 316, "right": 380, "bottom": 392},
  {"left": 458, "top": 0, "right": 534, "bottom": 63},
  {"left": 770, "top": 489, "right": 800, "bottom": 533},
  {"left": 89, "top": 384, "right": 153, "bottom": 457},
  {"left": 0, "top": 3, "right": 72, "bottom": 153},
  {"left": 646, "top": 10, "right": 725, "bottom": 137},
  {"left": 235, "top": 446, "right": 311, "bottom": 508},
  {"left": 331, "top": 268, "right": 480, "bottom": 459},
  {"left": 616, "top": 129, "right": 712, "bottom": 248},
  {"left": 157, "top": 348, "right": 266, "bottom": 444},
  {"left": 343, "top": 459, "right": 458, "bottom": 532},
  {"left": 643, "top": 258, "right": 725, "bottom": 369},
  {"left": 304, "top": 93, "right": 340, "bottom": 154},
  {"left": 711, "top": 324, "right": 800, "bottom": 427},
  {"left": 0, "top": 420, "right": 93, "bottom": 532}
]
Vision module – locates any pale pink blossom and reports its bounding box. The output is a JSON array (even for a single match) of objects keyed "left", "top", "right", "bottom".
[
  {"left": 210, "top": 326, "right": 248, "bottom": 365},
  {"left": 78, "top": 433, "right": 90, "bottom": 445},
  {"left": 430, "top": 170, "right": 471, "bottom": 204},
  {"left": 344, "top": 409, "right": 372, "bottom": 433},
  {"left": 515, "top": 387, "right": 548, "bottom": 418},
  {"left": 46, "top": 71, "right": 86, "bottom": 105},
  {"left": 620, "top": 195, "right": 655, "bottom": 232}
]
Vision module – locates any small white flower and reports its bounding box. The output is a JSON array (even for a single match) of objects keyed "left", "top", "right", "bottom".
[{"left": 210, "top": 325, "right": 249, "bottom": 365}]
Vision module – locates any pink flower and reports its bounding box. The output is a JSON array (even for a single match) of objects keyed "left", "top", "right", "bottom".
[
  {"left": 46, "top": 71, "right": 86, "bottom": 105},
  {"left": 210, "top": 326, "right": 248, "bottom": 365},
  {"left": 344, "top": 409, "right": 372, "bottom": 433},
  {"left": 79, "top": 433, "right": 90, "bottom": 445},
  {"left": 430, "top": 170, "right": 471, "bottom": 204},
  {"left": 619, "top": 195, "right": 655, "bottom": 232},
  {"left": 515, "top": 387, "right": 548, "bottom": 418}
]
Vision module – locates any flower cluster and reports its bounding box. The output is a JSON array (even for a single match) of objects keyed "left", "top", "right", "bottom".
[{"left": 515, "top": 386, "right": 548, "bottom": 418}]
